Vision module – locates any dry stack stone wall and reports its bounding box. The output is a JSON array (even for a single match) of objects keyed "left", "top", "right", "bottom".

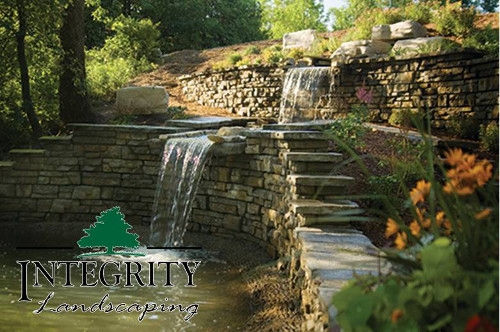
[
  {"left": 179, "top": 65, "right": 284, "bottom": 118},
  {"left": 327, "top": 51, "right": 499, "bottom": 128}
]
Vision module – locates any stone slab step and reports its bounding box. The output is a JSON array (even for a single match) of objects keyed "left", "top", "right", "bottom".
[
  {"left": 0, "top": 161, "right": 14, "bottom": 169},
  {"left": 287, "top": 174, "right": 354, "bottom": 187},
  {"left": 9, "top": 149, "right": 46, "bottom": 157},
  {"left": 281, "top": 152, "right": 343, "bottom": 163},
  {"left": 243, "top": 130, "right": 327, "bottom": 140},
  {"left": 289, "top": 199, "right": 358, "bottom": 215},
  {"left": 263, "top": 120, "right": 335, "bottom": 131}
]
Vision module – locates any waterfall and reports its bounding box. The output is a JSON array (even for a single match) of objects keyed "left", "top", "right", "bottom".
[
  {"left": 278, "top": 67, "right": 330, "bottom": 123},
  {"left": 149, "top": 136, "right": 213, "bottom": 247}
]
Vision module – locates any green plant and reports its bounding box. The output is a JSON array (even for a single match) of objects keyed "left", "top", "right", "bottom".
[
  {"left": 285, "top": 48, "right": 305, "bottom": 60},
  {"left": 432, "top": 2, "right": 477, "bottom": 37},
  {"left": 332, "top": 145, "right": 499, "bottom": 331},
  {"left": 167, "top": 106, "right": 189, "bottom": 120},
  {"left": 328, "top": 85, "right": 372, "bottom": 151},
  {"left": 346, "top": 7, "right": 403, "bottom": 40},
  {"left": 243, "top": 45, "right": 260, "bottom": 55},
  {"left": 262, "top": 45, "right": 284, "bottom": 64},
  {"left": 402, "top": 1, "right": 440, "bottom": 24},
  {"left": 479, "top": 121, "right": 499, "bottom": 152},
  {"left": 462, "top": 26, "right": 500, "bottom": 56},
  {"left": 227, "top": 52, "right": 243, "bottom": 65},
  {"left": 388, "top": 109, "right": 416, "bottom": 128},
  {"left": 416, "top": 38, "right": 460, "bottom": 54},
  {"left": 446, "top": 113, "right": 480, "bottom": 140}
]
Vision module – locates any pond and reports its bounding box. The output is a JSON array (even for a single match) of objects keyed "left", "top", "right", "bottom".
[{"left": 0, "top": 233, "right": 259, "bottom": 332}]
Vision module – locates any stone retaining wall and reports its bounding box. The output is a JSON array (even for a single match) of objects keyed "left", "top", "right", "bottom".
[
  {"left": 178, "top": 52, "right": 499, "bottom": 129},
  {"left": 179, "top": 65, "right": 284, "bottom": 118},
  {"left": 326, "top": 51, "right": 499, "bottom": 129}
]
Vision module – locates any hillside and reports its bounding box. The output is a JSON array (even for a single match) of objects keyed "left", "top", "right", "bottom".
[{"left": 126, "top": 13, "right": 498, "bottom": 119}]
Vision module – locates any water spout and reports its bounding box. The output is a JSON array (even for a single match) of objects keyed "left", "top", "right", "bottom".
[{"left": 150, "top": 136, "right": 213, "bottom": 247}]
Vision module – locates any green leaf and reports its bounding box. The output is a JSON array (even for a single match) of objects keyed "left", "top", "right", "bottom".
[
  {"left": 421, "top": 237, "right": 460, "bottom": 279},
  {"left": 478, "top": 279, "right": 495, "bottom": 309}
]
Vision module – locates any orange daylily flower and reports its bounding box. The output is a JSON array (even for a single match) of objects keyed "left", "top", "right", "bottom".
[
  {"left": 475, "top": 208, "right": 493, "bottom": 220},
  {"left": 435, "top": 211, "right": 446, "bottom": 227},
  {"left": 385, "top": 218, "right": 399, "bottom": 238},
  {"left": 410, "top": 180, "right": 431, "bottom": 205},
  {"left": 444, "top": 148, "right": 465, "bottom": 167},
  {"left": 409, "top": 221, "right": 421, "bottom": 238},
  {"left": 394, "top": 232, "right": 407, "bottom": 249},
  {"left": 391, "top": 309, "right": 404, "bottom": 323}
]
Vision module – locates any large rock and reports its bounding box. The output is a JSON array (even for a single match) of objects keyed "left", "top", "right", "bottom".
[
  {"left": 330, "top": 40, "right": 392, "bottom": 60},
  {"left": 115, "top": 86, "right": 169, "bottom": 115},
  {"left": 283, "top": 29, "right": 319, "bottom": 50},
  {"left": 372, "top": 20, "right": 427, "bottom": 42},
  {"left": 392, "top": 37, "right": 449, "bottom": 55}
]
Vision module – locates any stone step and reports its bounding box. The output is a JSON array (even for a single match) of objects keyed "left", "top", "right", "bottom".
[
  {"left": 281, "top": 152, "right": 343, "bottom": 163},
  {"left": 9, "top": 149, "right": 46, "bottom": 158},
  {"left": 290, "top": 199, "right": 364, "bottom": 225},
  {"left": 289, "top": 199, "right": 358, "bottom": 215},
  {"left": 287, "top": 174, "right": 354, "bottom": 187},
  {"left": 0, "top": 161, "right": 14, "bottom": 169},
  {"left": 9, "top": 149, "right": 46, "bottom": 170}
]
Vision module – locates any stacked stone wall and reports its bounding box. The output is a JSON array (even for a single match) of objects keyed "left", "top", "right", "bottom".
[
  {"left": 179, "top": 52, "right": 499, "bottom": 128},
  {"left": 328, "top": 51, "right": 499, "bottom": 128},
  {"left": 179, "top": 65, "right": 284, "bottom": 118},
  {"left": 0, "top": 124, "right": 182, "bottom": 224}
]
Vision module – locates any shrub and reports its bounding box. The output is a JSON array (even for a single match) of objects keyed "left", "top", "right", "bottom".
[
  {"left": 462, "top": 26, "right": 500, "bottom": 56},
  {"left": 243, "top": 45, "right": 260, "bottom": 55},
  {"left": 402, "top": 1, "right": 439, "bottom": 24},
  {"left": 285, "top": 48, "right": 305, "bottom": 60},
  {"left": 446, "top": 113, "right": 480, "bottom": 140},
  {"left": 227, "top": 52, "right": 243, "bottom": 65},
  {"left": 262, "top": 45, "right": 284, "bottom": 64},
  {"left": 432, "top": 2, "right": 477, "bottom": 37},
  {"left": 388, "top": 109, "right": 416, "bottom": 128},
  {"left": 479, "top": 121, "right": 499, "bottom": 152},
  {"left": 346, "top": 7, "right": 403, "bottom": 40}
]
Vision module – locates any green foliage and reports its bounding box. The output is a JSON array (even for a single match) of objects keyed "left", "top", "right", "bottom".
[
  {"left": 332, "top": 128, "right": 499, "bottom": 331},
  {"left": 401, "top": 1, "right": 437, "bottom": 24},
  {"left": 329, "top": 0, "right": 381, "bottom": 31},
  {"left": 167, "top": 106, "right": 189, "bottom": 120},
  {"left": 328, "top": 104, "right": 370, "bottom": 151},
  {"left": 446, "top": 113, "right": 480, "bottom": 140},
  {"left": 227, "top": 52, "right": 243, "bottom": 65},
  {"left": 285, "top": 48, "right": 305, "bottom": 59},
  {"left": 345, "top": 7, "right": 403, "bottom": 40},
  {"left": 462, "top": 26, "right": 500, "bottom": 56},
  {"left": 262, "top": 45, "right": 285, "bottom": 64},
  {"left": 388, "top": 109, "right": 416, "bottom": 128},
  {"left": 244, "top": 45, "right": 261, "bottom": 55},
  {"left": 479, "top": 121, "right": 499, "bottom": 152},
  {"left": 432, "top": 2, "right": 477, "bottom": 37},
  {"left": 260, "top": 0, "right": 327, "bottom": 39}
]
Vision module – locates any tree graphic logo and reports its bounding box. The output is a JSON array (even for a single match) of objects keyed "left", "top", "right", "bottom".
[{"left": 77, "top": 206, "right": 146, "bottom": 257}]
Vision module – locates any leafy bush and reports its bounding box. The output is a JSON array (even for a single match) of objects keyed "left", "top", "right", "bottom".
[
  {"left": 86, "top": 16, "right": 160, "bottom": 101},
  {"left": 262, "top": 45, "right": 284, "bottom": 64},
  {"left": 479, "top": 121, "right": 499, "bottom": 152},
  {"left": 243, "top": 45, "right": 260, "bottom": 55},
  {"left": 285, "top": 48, "right": 305, "bottom": 60},
  {"left": 333, "top": 147, "right": 499, "bottom": 331},
  {"left": 388, "top": 109, "right": 416, "bottom": 128},
  {"left": 227, "top": 52, "right": 243, "bottom": 65},
  {"left": 346, "top": 7, "right": 403, "bottom": 40},
  {"left": 432, "top": 2, "right": 477, "bottom": 37},
  {"left": 462, "top": 26, "right": 500, "bottom": 56},
  {"left": 402, "top": 1, "right": 439, "bottom": 24},
  {"left": 446, "top": 113, "right": 480, "bottom": 140}
]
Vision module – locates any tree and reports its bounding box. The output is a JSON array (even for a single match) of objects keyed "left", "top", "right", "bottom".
[
  {"left": 260, "top": 0, "right": 327, "bottom": 39},
  {"left": 59, "top": 0, "right": 93, "bottom": 123},
  {"left": 78, "top": 206, "right": 143, "bottom": 256},
  {"left": 11, "top": 0, "right": 43, "bottom": 138}
]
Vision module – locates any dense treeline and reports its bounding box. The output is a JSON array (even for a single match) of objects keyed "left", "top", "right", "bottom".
[{"left": 0, "top": 0, "right": 497, "bottom": 154}]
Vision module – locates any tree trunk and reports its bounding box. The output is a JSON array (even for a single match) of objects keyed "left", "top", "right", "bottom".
[
  {"left": 15, "top": 0, "right": 43, "bottom": 138},
  {"left": 59, "top": 0, "right": 93, "bottom": 124}
]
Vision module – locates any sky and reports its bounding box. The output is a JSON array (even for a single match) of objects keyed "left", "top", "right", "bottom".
[{"left": 321, "top": 0, "right": 348, "bottom": 27}]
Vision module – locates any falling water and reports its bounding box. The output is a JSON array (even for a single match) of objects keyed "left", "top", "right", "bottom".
[
  {"left": 278, "top": 67, "right": 331, "bottom": 123},
  {"left": 150, "top": 136, "right": 213, "bottom": 247}
]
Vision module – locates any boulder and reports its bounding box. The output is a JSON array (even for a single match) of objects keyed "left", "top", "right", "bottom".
[
  {"left": 330, "top": 40, "right": 392, "bottom": 60},
  {"left": 392, "top": 37, "right": 449, "bottom": 56},
  {"left": 115, "top": 86, "right": 169, "bottom": 115},
  {"left": 283, "top": 29, "right": 318, "bottom": 50},
  {"left": 372, "top": 20, "right": 427, "bottom": 42}
]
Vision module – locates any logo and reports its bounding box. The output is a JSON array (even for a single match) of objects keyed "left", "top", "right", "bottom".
[
  {"left": 77, "top": 206, "right": 146, "bottom": 257},
  {"left": 16, "top": 207, "right": 201, "bottom": 322}
]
